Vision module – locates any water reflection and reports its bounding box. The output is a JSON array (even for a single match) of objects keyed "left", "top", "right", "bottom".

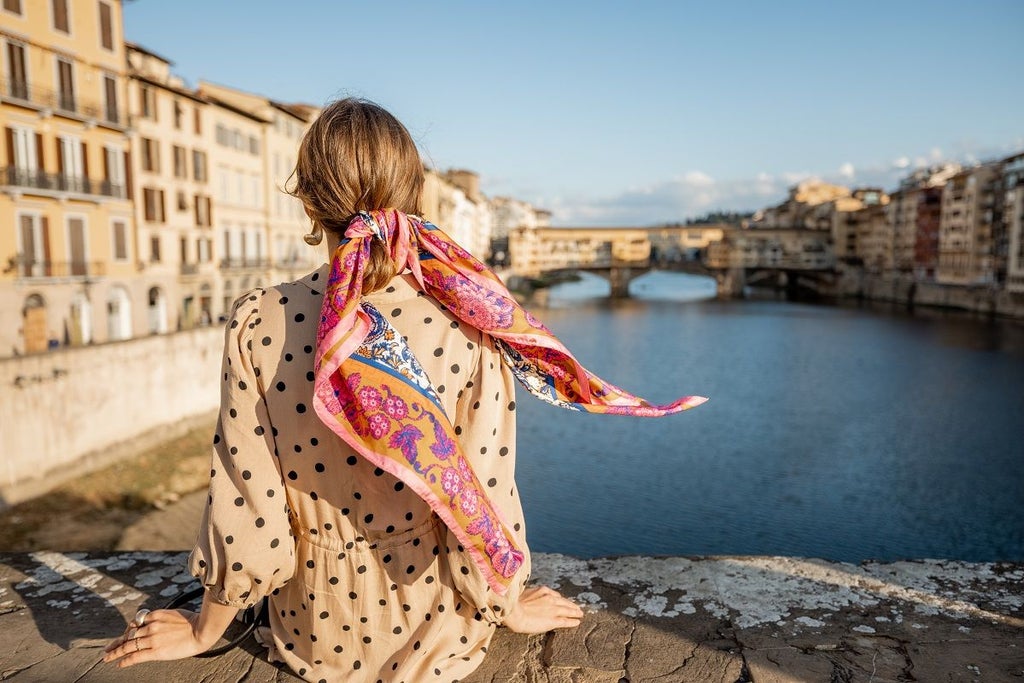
[{"left": 516, "top": 271, "right": 1024, "bottom": 563}]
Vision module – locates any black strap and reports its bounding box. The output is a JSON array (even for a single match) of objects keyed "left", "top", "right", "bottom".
[{"left": 162, "top": 586, "right": 268, "bottom": 658}]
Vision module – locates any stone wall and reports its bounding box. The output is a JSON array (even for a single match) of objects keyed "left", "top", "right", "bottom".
[{"left": 0, "top": 327, "right": 223, "bottom": 505}]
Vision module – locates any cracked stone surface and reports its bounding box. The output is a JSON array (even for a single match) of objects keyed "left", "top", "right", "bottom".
[{"left": 1, "top": 552, "right": 1021, "bottom": 682}]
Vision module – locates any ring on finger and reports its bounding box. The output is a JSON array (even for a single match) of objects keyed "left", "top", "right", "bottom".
[
  {"left": 134, "top": 638, "right": 142, "bottom": 652},
  {"left": 134, "top": 608, "right": 150, "bottom": 627}
]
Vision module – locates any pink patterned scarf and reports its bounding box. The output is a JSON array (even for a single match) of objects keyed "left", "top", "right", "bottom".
[{"left": 313, "top": 209, "right": 706, "bottom": 595}]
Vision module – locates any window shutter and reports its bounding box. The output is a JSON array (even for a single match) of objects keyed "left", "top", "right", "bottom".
[
  {"left": 124, "top": 150, "right": 133, "bottom": 197},
  {"left": 56, "top": 138, "right": 64, "bottom": 175},
  {"left": 35, "top": 132, "right": 44, "bottom": 169},
  {"left": 102, "top": 146, "right": 110, "bottom": 181},
  {"left": 41, "top": 217, "right": 51, "bottom": 275},
  {"left": 4, "top": 127, "right": 13, "bottom": 167},
  {"left": 80, "top": 141, "right": 89, "bottom": 178}
]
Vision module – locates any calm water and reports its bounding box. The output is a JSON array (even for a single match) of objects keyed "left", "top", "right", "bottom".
[{"left": 514, "top": 271, "right": 1024, "bottom": 562}]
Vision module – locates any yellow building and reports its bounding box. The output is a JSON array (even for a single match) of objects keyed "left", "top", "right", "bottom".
[
  {"left": 126, "top": 43, "right": 214, "bottom": 331},
  {"left": 1, "top": 0, "right": 134, "bottom": 354},
  {"left": 1004, "top": 154, "right": 1024, "bottom": 294}
]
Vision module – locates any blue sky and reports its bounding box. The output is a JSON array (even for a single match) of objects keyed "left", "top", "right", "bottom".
[{"left": 123, "top": 1, "right": 1024, "bottom": 226}]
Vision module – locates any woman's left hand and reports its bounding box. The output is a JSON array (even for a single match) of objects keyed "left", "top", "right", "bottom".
[{"left": 103, "top": 609, "right": 213, "bottom": 668}]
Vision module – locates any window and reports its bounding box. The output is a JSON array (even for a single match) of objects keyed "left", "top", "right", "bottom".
[
  {"left": 143, "top": 187, "right": 166, "bottom": 223},
  {"left": 111, "top": 219, "right": 128, "bottom": 260},
  {"left": 7, "top": 126, "right": 39, "bottom": 171},
  {"left": 173, "top": 100, "right": 183, "bottom": 129},
  {"left": 140, "top": 137, "right": 159, "bottom": 173},
  {"left": 98, "top": 1, "right": 113, "bottom": 50},
  {"left": 180, "top": 237, "right": 188, "bottom": 265},
  {"left": 248, "top": 135, "right": 259, "bottom": 155},
  {"left": 52, "top": 0, "right": 69, "bottom": 32},
  {"left": 103, "top": 74, "right": 118, "bottom": 124},
  {"left": 150, "top": 235, "right": 161, "bottom": 262},
  {"left": 103, "top": 145, "right": 126, "bottom": 197},
  {"left": 67, "top": 216, "right": 87, "bottom": 275},
  {"left": 58, "top": 135, "right": 87, "bottom": 192},
  {"left": 3, "top": 0, "right": 21, "bottom": 14},
  {"left": 177, "top": 190, "right": 187, "bottom": 211},
  {"left": 5, "top": 42, "right": 27, "bottom": 99},
  {"left": 215, "top": 124, "right": 227, "bottom": 146},
  {"left": 192, "top": 150, "right": 207, "bottom": 182},
  {"left": 173, "top": 145, "right": 187, "bottom": 179},
  {"left": 56, "top": 58, "right": 75, "bottom": 112},
  {"left": 18, "top": 213, "right": 49, "bottom": 277},
  {"left": 193, "top": 107, "right": 201, "bottom": 135},
  {"left": 139, "top": 84, "right": 156, "bottom": 120},
  {"left": 194, "top": 194, "right": 211, "bottom": 227}
]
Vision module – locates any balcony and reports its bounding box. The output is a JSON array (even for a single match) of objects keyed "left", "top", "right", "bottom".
[
  {"left": 10, "top": 258, "right": 107, "bottom": 279},
  {"left": 179, "top": 262, "right": 199, "bottom": 276},
  {"left": 0, "top": 78, "right": 128, "bottom": 130},
  {"left": 219, "top": 257, "right": 270, "bottom": 271},
  {"left": 1, "top": 167, "right": 127, "bottom": 200}
]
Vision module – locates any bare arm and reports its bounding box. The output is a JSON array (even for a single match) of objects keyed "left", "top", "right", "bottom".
[{"left": 103, "top": 589, "right": 238, "bottom": 668}]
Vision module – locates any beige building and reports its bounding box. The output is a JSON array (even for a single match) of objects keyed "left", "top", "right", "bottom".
[
  {"left": 510, "top": 227, "right": 650, "bottom": 278},
  {"left": 196, "top": 82, "right": 315, "bottom": 287},
  {"left": 126, "top": 43, "right": 214, "bottom": 332},
  {"left": 198, "top": 84, "right": 271, "bottom": 315},
  {"left": 1, "top": 0, "right": 134, "bottom": 355},
  {"left": 421, "top": 168, "right": 493, "bottom": 260},
  {"left": 937, "top": 163, "right": 1001, "bottom": 285},
  {"left": 830, "top": 191, "right": 882, "bottom": 262},
  {"left": 753, "top": 179, "right": 851, "bottom": 230},
  {"left": 705, "top": 229, "right": 832, "bottom": 270},
  {"left": 1002, "top": 153, "right": 1024, "bottom": 293},
  {"left": 647, "top": 225, "right": 726, "bottom": 262}
]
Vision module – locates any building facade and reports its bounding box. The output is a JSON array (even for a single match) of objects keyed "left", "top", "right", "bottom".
[
  {"left": 937, "top": 163, "right": 1001, "bottom": 285},
  {"left": 126, "top": 43, "right": 214, "bottom": 332},
  {"left": 1, "top": 0, "right": 134, "bottom": 355},
  {"left": 1003, "top": 154, "right": 1024, "bottom": 293}
]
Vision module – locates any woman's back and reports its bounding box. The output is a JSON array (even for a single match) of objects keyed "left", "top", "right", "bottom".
[{"left": 190, "top": 267, "right": 530, "bottom": 681}]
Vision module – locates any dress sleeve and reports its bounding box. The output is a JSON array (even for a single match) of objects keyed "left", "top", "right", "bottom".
[
  {"left": 188, "top": 290, "right": 295, "bottom": 609},
  {"left": 442, "top": 331, "right": 532, "bottom": 625}
]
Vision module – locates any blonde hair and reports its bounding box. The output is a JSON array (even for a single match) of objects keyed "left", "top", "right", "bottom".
[{"left": 288, "top": 98, "right": 424, "bottom": 293}]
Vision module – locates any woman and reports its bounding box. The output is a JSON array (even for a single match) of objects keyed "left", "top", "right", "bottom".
[{"left": 104, "top": 99, "right": 704, "bottom": 681}]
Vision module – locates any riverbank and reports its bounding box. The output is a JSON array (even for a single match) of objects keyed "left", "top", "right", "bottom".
[{"left": 0, "top": 419, "right": 214, "bottom": 551}]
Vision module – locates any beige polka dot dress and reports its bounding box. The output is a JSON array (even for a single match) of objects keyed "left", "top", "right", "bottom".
[{"left": 189, "top": 264, "right": 532, "bottom": 682}]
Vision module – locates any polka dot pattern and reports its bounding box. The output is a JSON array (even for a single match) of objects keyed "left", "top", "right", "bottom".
[{"left": 188, "top": 270, "right": 530, "bottom": 682}]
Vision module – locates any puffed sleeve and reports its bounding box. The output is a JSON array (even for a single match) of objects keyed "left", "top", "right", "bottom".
[
  {"left": 443, "top": 331, "right": 531, "bottom": 625},
  {"left": 188, "top": 290, "right": 295, "bottom": 608}
]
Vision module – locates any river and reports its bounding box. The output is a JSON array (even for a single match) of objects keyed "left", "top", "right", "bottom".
[{"left": 514, "top": 271, "right": 1024, "bottom": 563}]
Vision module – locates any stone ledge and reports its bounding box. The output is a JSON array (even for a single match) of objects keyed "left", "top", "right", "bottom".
[{"left": 1, "top": 552, "right": 1021, "bottom": 682}]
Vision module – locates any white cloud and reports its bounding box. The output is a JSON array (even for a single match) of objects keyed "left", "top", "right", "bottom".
[{"left": 519, "top": 140, "right": 1023, "bottom": 227}]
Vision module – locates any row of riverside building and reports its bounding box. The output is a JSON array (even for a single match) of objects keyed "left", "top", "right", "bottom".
[
  {"left": 0, "top": 0, "right": 550, "bottom": 358},
  {"left": 708, "top": 153, "right": 1024, "bottom": 296}
]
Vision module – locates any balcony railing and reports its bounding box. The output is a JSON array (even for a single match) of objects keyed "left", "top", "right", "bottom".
[
  {"left": 0, "top": 77, "right": 127, "bottom": 127},
  {"left": 1, "top": 167, "right": 127, "bottom": 199},
  {"left": 179, "top": 263, "right": 199, "bottom": 275},
  {"left": 219, "top": 258, "right": 270, "bottom": 270},
  {"left": 15, "top": 259, "right": 107, "bottom": 279}
]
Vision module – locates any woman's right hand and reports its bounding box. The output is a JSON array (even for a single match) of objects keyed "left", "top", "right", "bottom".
[{"left": 503, "top": 586, "right": 584, "bottom": 634}]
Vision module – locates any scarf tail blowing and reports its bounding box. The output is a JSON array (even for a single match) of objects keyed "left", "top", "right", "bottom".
[{"left": 314, "top": 210, "right": 707, "bottom": 595}]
